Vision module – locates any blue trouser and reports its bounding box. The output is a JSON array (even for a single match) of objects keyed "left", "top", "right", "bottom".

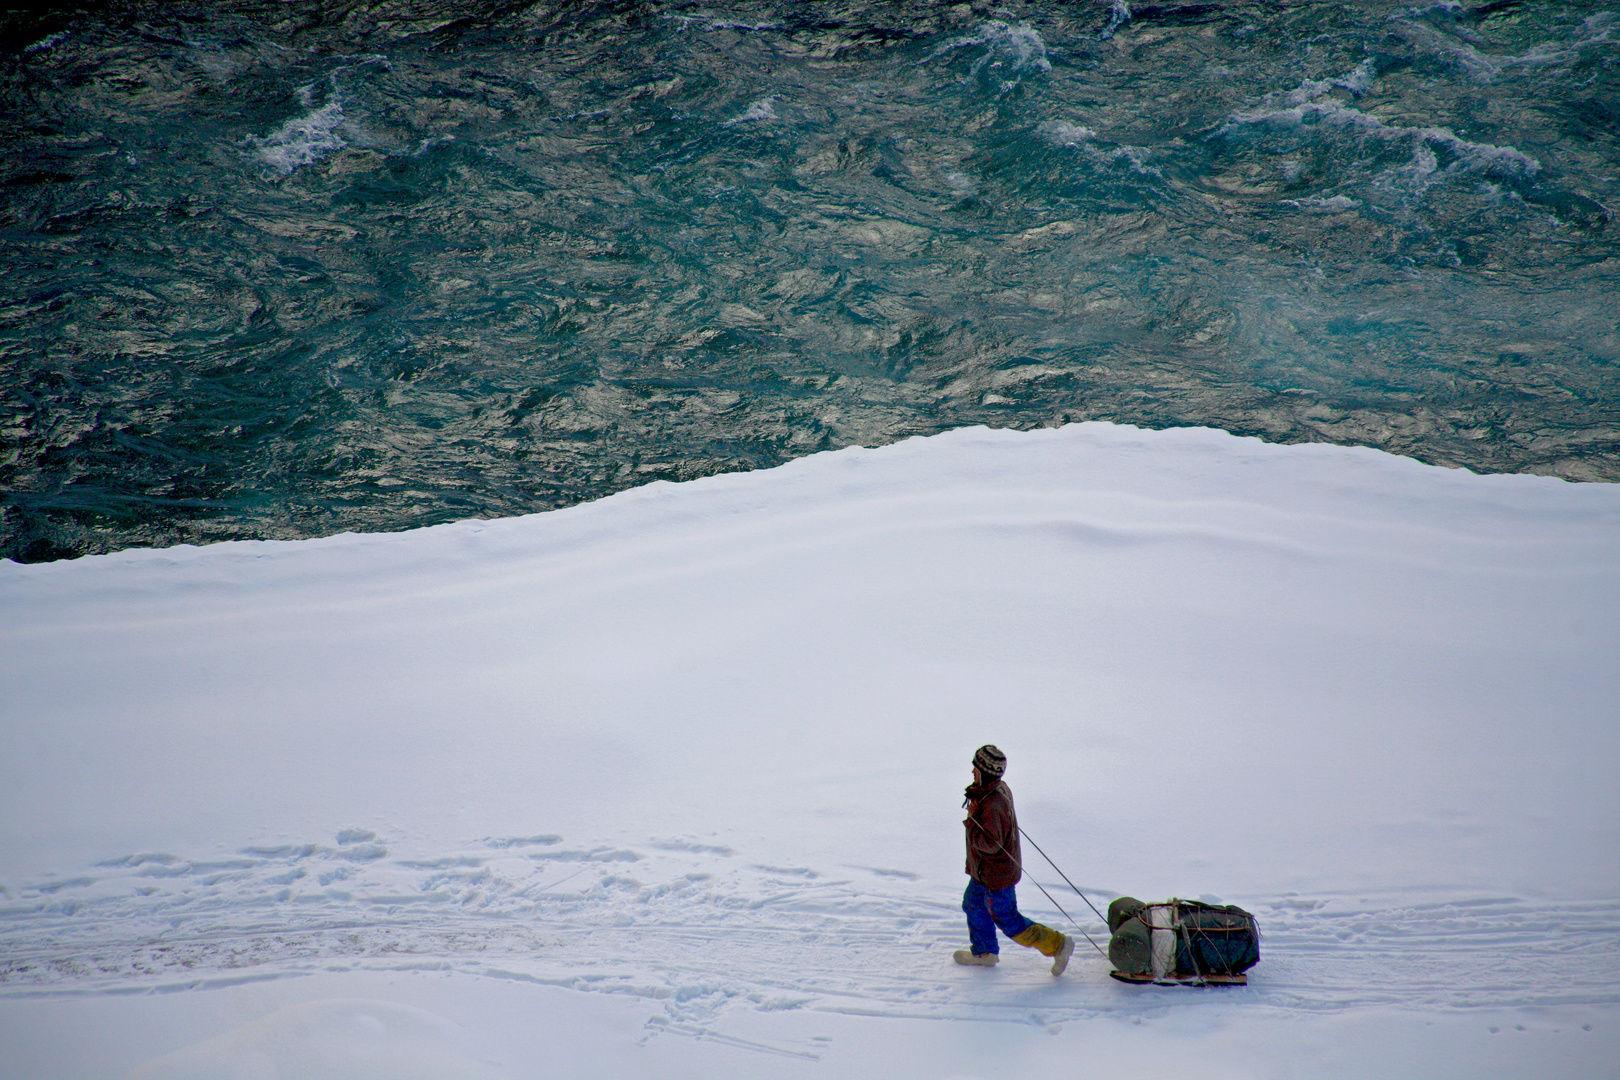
[{"left": 963, "top": 878, "right": 1033, "bottom": 956}]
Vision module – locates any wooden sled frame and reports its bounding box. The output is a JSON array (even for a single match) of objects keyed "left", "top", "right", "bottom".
[{"left": 1109, "top": 970, "right": 1248, "bottom": 986}]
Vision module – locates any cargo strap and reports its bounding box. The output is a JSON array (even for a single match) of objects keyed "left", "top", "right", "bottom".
[{"left": 1166, "top": 899, "right": 1258, "bottom": 981}]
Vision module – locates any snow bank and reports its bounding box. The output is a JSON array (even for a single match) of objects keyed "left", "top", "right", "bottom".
[{"left": 1, "top": 423, "right": 1616, "bottom": 1078}]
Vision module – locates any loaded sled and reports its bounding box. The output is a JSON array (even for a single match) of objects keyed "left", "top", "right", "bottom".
[{"left": 1106, "top": 897, "right": 1259, "bottom": 986}]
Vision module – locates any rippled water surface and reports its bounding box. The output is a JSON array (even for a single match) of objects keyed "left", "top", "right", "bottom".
[{"left": 2, "top": 1, "right": 1616, "bottom": 560}]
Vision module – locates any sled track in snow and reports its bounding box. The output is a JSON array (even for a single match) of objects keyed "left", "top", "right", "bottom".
[{"left": 3, "top": 834, "right": 1616, "bottom": 1033}]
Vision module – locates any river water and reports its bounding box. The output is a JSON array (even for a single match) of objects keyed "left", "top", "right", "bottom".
[{"left": 2, "top": 1, "right": 1616, "bottom": 561}]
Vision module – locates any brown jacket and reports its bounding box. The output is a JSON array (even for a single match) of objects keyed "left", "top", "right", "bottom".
[{"left": 964, "top": 780, "right": 1022, "bottom": 890}]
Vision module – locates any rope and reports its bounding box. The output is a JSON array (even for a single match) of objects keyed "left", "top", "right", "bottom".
[
  {"left": 1175, "top": 906, "right": 1206, "bottom": 986},
  {"left": 967, "top": 815, "right": 1108, "bottom": 959},
  {"left": 1017, "top": 826, "right": 1110, "bottom": 926},
  {"left": 1174, "top": 899, "right": 1256, "bottom": 979}
]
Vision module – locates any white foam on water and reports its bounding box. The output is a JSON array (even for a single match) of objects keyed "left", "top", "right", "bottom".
[
  {"left": 705, "top": 20, "right": 780, "bottom": 32},
  {"left": 24, "top": 31, "right": 69, "bottom": 55},
  {"left": 1037, "top": 120, "right": 1097, "bottom": 146},
  {"left": 929, "top": 20, "right": 1051, "bottom": 93},
  {"left": 722, "top": 97, "right": 776, "bottom": 127},
  {"left": 412, "top": 134, "right": 458, "bottom": 156},
  {"left": 1037, "top": 121, "right": 1162, "bottom": 178},
  {"left": 1281, "top": 58, "right": 1379, "bottom": 110},
  {"left": 666, "top": 15, "right": 780, "bottom": 32},
  {"left": 1336, "top": 57, "right": 1378, "bottom": 95},
  {"left": 1102, "top": 145, "right": 1160, "bottom": 177},
  {"left": 1282, "top": 194, "right": 1363, "bottom": 213},
  {"left": 1100, "top": 1, "right": 1131, "bottom": 41},
  {"left": 248, "top": 98, "right": 348, "bottom": 175},
  {"left": 1221, "top": 65, "right": 1540, "bottom": 191},
  {"left": 1392, "top": 18, "right": 1500, "bottom": 85},
  {"left": 1391, "top": 9, "right": 1615, "bottom": 85},
  {"left": 1386, "top": 140, "right": 1443, "bottom": 194}
]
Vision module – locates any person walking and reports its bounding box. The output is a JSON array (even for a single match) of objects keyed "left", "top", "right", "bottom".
[{"left": 956, "top": 744, "right": 1075, "bottom": 974}]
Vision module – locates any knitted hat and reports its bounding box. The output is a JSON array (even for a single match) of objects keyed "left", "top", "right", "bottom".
[{"left": 973, "top": 744, "right": 1006, "bottom": 780}]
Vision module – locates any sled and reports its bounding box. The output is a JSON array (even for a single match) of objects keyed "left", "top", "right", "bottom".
[
  {"left": 1106, "top": 897, "right": 1260, "bottom": 985},
  {"left": 1109, "top": 969, "right": 1248, "bottom": 986}
]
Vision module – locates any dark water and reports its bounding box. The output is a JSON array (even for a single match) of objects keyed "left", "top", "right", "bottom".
[{"left": 2, "top": 1, "right": 1616, "bottom": 562}]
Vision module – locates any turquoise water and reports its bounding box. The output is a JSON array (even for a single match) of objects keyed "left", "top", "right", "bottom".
[{"left": 2, "top": 1, "right": 1616, "bottom": 560}]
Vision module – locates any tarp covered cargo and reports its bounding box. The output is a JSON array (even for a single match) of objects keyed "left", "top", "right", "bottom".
[{"left": 1107, "top": 897, "right": 1260, "bottom": 985}]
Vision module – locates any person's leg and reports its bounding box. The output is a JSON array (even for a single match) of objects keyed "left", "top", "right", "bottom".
[
  {"left": 961, "top": 879, "right": 1000, "bottom": 956},
  {"left": 983, "top": 884, "right": 1033, "bottom": 942},
  {"left": 988, "top": 885, "right": 1069, "bottom": 959},
  {"left": 1012, "top": 922, "right": 1067, "bottom": 956}
]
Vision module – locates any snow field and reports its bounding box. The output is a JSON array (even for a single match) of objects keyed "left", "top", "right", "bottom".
[
  {"left": 4, "top": 827, "right": 1616, "bottom": 1016},
  {"left": 2, "top": 422, "right": 1617, "bottom": 1077}
]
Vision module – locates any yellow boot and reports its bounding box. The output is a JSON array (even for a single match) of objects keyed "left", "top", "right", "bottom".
[{"left": 1013, "top": 923, "right": 1074, "bottom": 975}]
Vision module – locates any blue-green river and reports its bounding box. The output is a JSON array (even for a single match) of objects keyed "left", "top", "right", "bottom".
[{"left": 2, "top": 1, "right": 1616, "bottom": 560}]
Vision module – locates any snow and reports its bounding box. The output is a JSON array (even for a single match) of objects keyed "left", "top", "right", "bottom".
[{"left": 1, "top": 422, "right": 1616, "bottom": 1078}]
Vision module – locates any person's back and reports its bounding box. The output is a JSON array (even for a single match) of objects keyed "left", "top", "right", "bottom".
[{"left": 964, "top": 775, "right": 1019, "bottom": 890}]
